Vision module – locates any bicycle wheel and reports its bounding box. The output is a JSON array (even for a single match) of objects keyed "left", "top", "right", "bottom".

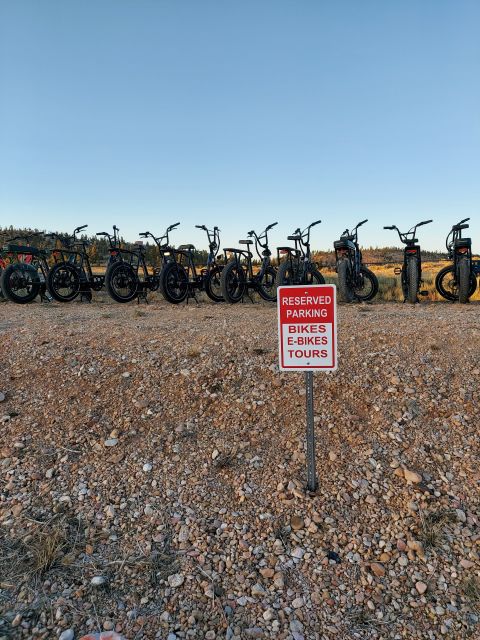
[
  {"left": 336, "top": 259, "right": 354, "bottom": 302},
  {"left": 161, "top": 261, "right": 189, "bottom": 303},
  {"left": 354, "top": 266, "right": 379, "bottom": 301},
  {"left": 406, "top": 257, "right": 419, "bottom": 304},
  {"left": 276, "top": 261, "right": 296, "bottom": 287},
  {"left": 457, "top": 259, "right": 471, "bottom": 304},
  {"left": 304, "top": 265, "right": 325, "bottom": 285},
  {"left": 204, "top": 265, "right": 223, "bottom": 302},
  {"left": 221, "top": 260, "right": 246, "bottom": 303},
  {"left": 47, "top": 263, "right": 81, "bottom": 302},
  {"left": 0, "top": 263, "right": 41, "bottom": 304},
  {"left": 258, "top": 265, "right": 277, "bottom": 301},
  {"left": 435, "top": 265, "right": 476, "bottom": 301},
  {"left": 106, "top": 261, "right": 139, "bottom": 303}
]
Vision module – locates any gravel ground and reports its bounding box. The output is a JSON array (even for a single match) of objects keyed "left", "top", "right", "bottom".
[{"left": 0, "top": 297, "right": 479, "bottom": 640}]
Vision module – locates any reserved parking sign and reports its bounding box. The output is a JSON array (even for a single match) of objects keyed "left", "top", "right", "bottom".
[{"left": 277, "top": 284, "right": 337, "bottom": 371}]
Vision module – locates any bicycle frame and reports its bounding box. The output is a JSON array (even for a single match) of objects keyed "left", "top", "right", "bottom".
[
  {"left": 384, "top": 219, "right": 432, "bottom": 297},
  {"left": 277, "top": 220, "right": 321, "bottom": 280},
  {"left": 334, "top": 219, "right": 368, "bottom": 280},
  {"left": 224, "top": 222, "right": 277, "bottom": 287}
]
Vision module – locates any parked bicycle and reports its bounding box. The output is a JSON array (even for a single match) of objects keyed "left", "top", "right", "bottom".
[
  {"left": 47, "top": 225, "right": 106, "bottom": 302},
  {"left": 98, "top": 225, "right": 160, "bottom": 303},
  {"left": 275, "top": 220, "right": 324, "bottom": 288},
  {"left": 384, "top": 220, "right": 433, "bottom": 303},
  {"left": 334, "top": 219, "right": 378, "bottom": 302},
  {"left": 159, "top": 224, "right": 224, "bottom": 304},
  {"left": 221, "top": 222, "right": 278, "bottom": 303},
  {"left": 0, "top": 232, "right": 52, "bottom": 303},
  {"left": 435, "top": 218, "right": 478, "bottom": 303}
]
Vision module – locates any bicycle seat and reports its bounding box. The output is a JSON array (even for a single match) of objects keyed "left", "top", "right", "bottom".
[
  {"left": 239, "top": 239, "right": 253, "bottom": 245},
  {"left": 178, "top": 244, "right": 195, "bottom": 251},
  {"left": 3, "top": 244, "right": 40, "bottom": 255}
]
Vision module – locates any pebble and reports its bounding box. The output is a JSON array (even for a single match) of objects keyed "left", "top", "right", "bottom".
[
  {"left": 415, "top": 581, "right": 428, "bottom": 594},
  {"left": 59, "top": 630, "right": 74, "bottom": 640},
  {"left": 168, "top": 573, "right": 185, "bottom": 588},
  {"left": 91, "top": 576, "right": 107, "bottom": 587},
  {"left": 104, "top": 438, "right": 118, "bottom": 447},
  {"left": 404, "top": 469, "right": 422, "bottom": 484},
  {"left": 292, "top": 597, "right": 304, "bottom": 609},
  {"left": 142, "top": 462, "right": 153, "bottom": 472},
  {"left": 290, "top": 515, "right": 304, "bottom": 530},
  {"left": 0, "top": 392, "right": 5, "bottom": 402},
  {"left": 370, "top": 562, "right": 385, "bottom": 577}
]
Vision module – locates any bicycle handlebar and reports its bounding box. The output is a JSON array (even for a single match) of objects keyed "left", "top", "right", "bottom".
[
  {"left": 417, "top": 219, "right": 433, "bottom": 227},
  {"left": 357, "top": 219, "right": 368, "bottom": 227}
]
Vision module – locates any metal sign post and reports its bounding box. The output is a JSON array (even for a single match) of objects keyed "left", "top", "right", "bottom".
[
  {"left": 305, "top": 371, "right": 317, "bottom": 492},
  {"left": 277, "top": 284, "right": 337, "bottom": 492}
]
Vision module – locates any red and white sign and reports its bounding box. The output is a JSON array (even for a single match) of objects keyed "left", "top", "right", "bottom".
[{"left": 277, "top": 284, "right": 337, "bottom": 371}]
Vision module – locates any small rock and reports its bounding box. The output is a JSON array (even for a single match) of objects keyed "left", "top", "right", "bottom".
[
  {"left": 212, "top": 449, "right": 220, "bottom": 460},
  {"left": 104, "top": 438, "right": 118, "bottom": 447},
  {"left": 103, "top": 619, "right": 114, "bottom": 631},
  {"left": 11, "top": 614, "right": 22, "bottom": 627},
  {"left": 168, "top": 573, "right": 185, "bottom": 588},
  {"left": 0, "top": 392, "right": 5, "bottom": 402},
  {"left": 328, "top": 451, "right": 337, "bottom": 461},
  {"left": 398, "top": 555, "right": 408, "bottom": 567},
  {"left": 290, "top": 515, "right": 304, "bottom": 531},
  {"left": 142, "top": 463, "right": 153, "bottom": 473},
  {"left": 460, "top": 559, "right": 474, "bottom": 569},
  {"left": 456, "top": 509, "right": 466, "bottom": 523},
  {"left": 404, "top": 469, "right": 422, "bottom": 484},
  {"left": 292, "top": 597, "right": 304, "bottom": 609},
  {"left": 91, "top": 576, "right": 107, "bottom": 587},
  {"left": 59, "top": 630, "right": 74, "bottom": 640},
  {"left": 144, "top": 504, "right": 154, "bottom": 516},
  {"left": 260, "top": 567, "right": 275, "bottom": 578},
  {"left": 122, "top": 372, "right": 131, "bottom": 378},
  {"left": 416, "top": 581, "right": 428, "bottom": 595},
  {"left": 370, "top": 562, "right": 385, "bottom": 577},
  {"left": 105, "top": 505, "right": 115, "bottom": 518},
  {"left": 251, "top": 583, "right": 266, "bottom": 597},
  {"left": 178, "top": 525, "right": 190, "bottom": 542}
]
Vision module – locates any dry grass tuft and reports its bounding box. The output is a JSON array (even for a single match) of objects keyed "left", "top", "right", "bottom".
[
  {"left": 462, "top": 576, "right": 480, "bottom": 612},
  {"left": 0, "top": 514, "right": 82, "bottom": 587},
  {"left": 419, "top": 509, "right": 457, "bottom": 550}
]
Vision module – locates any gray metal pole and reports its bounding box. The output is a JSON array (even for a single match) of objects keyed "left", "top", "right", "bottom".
[{"left": 305, "top": 371, "right": 317, "bottom": 492}]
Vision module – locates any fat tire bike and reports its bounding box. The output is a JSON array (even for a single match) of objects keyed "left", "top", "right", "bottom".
[
  {"left": 99, "top": 225, "right": 160, "bottom": 303},
  {"left": 334, "top": 219, "right": 378, "bottom": 302},
  {"left": 160, "top": 224, "right": 224, "bottom": 304},
  {"left": 47, "top": 225, "right": 105, "bottom": 302},
  {"left": 384, "top": 219, "right": 433, "bottom": 304},
  {"left": 435, "top": 218, "right": 478, "bottom": 303},
  {"left": 221, "top": 222, "right": 278, "bottom": 303},
  {"left": 0, "top": 233, "right": 52, "bottom": 304},
  {"left": 275, "top": 220, "right": 324, "bottom": 288}
]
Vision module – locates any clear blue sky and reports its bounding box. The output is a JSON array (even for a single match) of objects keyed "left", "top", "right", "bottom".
[{"left": 1, "top": 1, "right": 479, "bottom": 251}]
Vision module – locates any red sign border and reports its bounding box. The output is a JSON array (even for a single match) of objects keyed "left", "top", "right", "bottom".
[{"left": 277, "top": 284, "right": 337, "bottom": 372}]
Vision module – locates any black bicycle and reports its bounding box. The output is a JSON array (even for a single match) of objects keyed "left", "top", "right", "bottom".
[
  {"left": 435, "top": 218, "right": 478, "bottom": 303},
  {"left": 0, "top": 232, "right": 52, "bottom": 304},
  {"left": 160, "top": 224, "right": 224, "bottom": 304},
  {"left": 334, "top": 219, "right": 378, "bottom": 302},
  {"left": 275, "top": 220, "right": 324, "bottom": 288},
  {"left": 221, "top": 223, "right": 278, "bottom": 303},
  {"left": 99, "top": 226, "right": 160, "bottom": 303},
  {"left": 384, "top": 220, "right": 433, "bottom": 303},
  {"left": 47, "top": 225, "right": 106, "bottom": 302}
]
